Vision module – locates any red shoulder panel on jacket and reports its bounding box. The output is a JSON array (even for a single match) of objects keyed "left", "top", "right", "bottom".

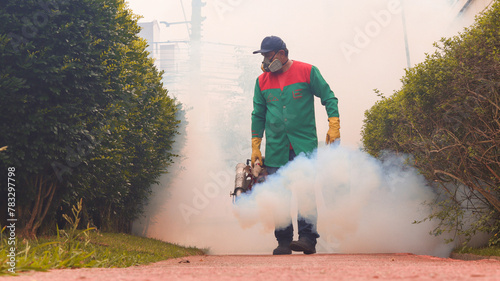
[{"left": 258, "top": 61, "right": 312, "bottom": 91}]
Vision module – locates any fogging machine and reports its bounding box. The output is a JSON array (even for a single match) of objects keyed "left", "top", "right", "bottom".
[{"left": 230, "top": 159, "right": 267, "bottom": 202}]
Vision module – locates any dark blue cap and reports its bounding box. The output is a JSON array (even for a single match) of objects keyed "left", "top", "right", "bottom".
[{"left": 253, "top": 36, "right": 286, "bottom": 54}]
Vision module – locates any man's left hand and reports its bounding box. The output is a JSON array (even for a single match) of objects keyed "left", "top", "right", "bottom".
[{"left": 326, "top": 117, "right": 340, "bottom": 144}]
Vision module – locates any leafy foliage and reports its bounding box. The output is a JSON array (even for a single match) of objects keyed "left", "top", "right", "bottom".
[
  {"left": 362, "top": 1, "right": 500, "bottom": 244},
  {"left": 0, "top": 0, "right": 179, "bottom": 236}
]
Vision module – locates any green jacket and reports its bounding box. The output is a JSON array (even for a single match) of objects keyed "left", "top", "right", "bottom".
[{"left": 251, "top": 61, "right": 339, "bottom": 167}]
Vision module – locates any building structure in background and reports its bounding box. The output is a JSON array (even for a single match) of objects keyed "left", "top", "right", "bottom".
[
  {"left": 138, "top": 20, "right": 161, "bottom": 58},
  {"left": 138, "top": 21, "right": 189, "bottom": 93},
  {"left": 136, "top": 0, "right": 256, "bottom": 107},
  {"left": 136, "top": 1, "right": 256, "bottom": 147}
]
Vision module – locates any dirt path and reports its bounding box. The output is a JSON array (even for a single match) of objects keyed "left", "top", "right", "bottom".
[{"left": 4, "top": 253, "right": 500, "bottom": 281}]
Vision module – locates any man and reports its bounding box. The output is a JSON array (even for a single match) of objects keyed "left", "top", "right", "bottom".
[{"left": 251, "top": 35, "right": 340, "bottom": 255}]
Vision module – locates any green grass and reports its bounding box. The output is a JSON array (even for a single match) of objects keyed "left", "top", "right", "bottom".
[
  {"left": 0, "top": 231, "right": 204, "bottom": 275},
  {"left": 454, "top": 245, "right": 500, "bottom": 257},
  {"left": 82, "top": 231, "right": 204, "bottom": 266},
  {"left": 0, "top": 201, "right": 204, "bottom": 275}
]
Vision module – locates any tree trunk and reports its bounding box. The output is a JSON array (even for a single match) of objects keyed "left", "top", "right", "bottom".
[{"left": 19, "top": 175, "right": 57, "bottom": 239}]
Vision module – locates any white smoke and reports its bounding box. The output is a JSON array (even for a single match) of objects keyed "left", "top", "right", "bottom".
[{"left": 232, "top": 145, "right": 454, "bottom": 257}]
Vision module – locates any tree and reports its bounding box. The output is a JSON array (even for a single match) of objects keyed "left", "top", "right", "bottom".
[{"left": 0, "top": 0, "right": 179, "bottom": 237}]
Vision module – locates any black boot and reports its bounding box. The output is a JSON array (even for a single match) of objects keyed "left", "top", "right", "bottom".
[
  {"left": 290, "top": 237, "right": 316, "bottom": 254},
  {"left": 272, "top": 241, "right": 292, "bottom": 255}
]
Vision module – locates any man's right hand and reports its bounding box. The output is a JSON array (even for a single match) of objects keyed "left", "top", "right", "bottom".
[{"left": 251, "top": 137, "right": 263, "bottom": 167}]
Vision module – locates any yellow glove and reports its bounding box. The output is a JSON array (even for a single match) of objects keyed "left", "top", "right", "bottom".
[
  {"left": 251, "top": 137, "right": 263, "bottom": 167},
  {"left": 326, "top": 117, "right": 340, "bottom": 145}
]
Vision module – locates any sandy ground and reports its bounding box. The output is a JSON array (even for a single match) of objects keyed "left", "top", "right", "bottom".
[{"left": 3, "top": 253, "right": 500, "bottom": 281}]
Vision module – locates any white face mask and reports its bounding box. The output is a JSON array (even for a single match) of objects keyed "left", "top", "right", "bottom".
[{"left": 261, "top": 52, "right": 283, "bottom": 72}]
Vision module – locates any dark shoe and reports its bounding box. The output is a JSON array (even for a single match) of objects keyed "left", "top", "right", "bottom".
[
  {"left": 273, "top": 242, "right": 292, "bottom": 255},
  {"left": 290, "top": 237, "right": 316, "bottom": 254}
]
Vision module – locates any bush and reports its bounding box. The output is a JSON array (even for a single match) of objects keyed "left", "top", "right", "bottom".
[
  {"left": 362, "top": 0, "right": 500, "bottom": 244},
  {"left": 0, "top": 0, "right": 179, "bottom": 236}
]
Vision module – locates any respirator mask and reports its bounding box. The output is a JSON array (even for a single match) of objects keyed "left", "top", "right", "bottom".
[{"left": 261, "top": 51, "right": 284, "bottom": 73}]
